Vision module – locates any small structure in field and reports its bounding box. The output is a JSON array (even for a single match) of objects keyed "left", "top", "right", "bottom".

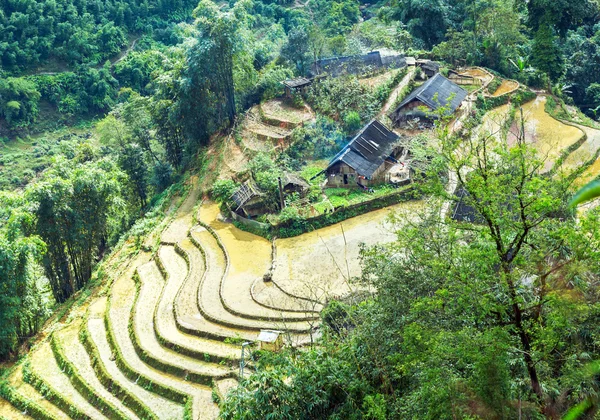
[
  {"left": 389, "top": 73, "right": 468, "bottom": 126},
  {"left": 231, "top": 179, "right": 266, "bottom": 217},
  {"left": 320, "top": 120, "right": 407, "bottom": 188},
  {"left": 257, "top": 330, "right": 284, "bottom": 351},
  {"left": 282, "top": 173, "right": 310, "bottom": 195},
  {"left": 282, "top": 78, "right": 313, "bottom": 98}
]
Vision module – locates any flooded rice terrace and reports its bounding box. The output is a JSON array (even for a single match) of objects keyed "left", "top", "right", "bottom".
[{"left": 199, "top": 201, "right": 425, "bottom": 303}]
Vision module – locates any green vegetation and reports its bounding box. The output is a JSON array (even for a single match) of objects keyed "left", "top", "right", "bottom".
[
  {"left": 5, "top": 0, "right": 600, "bottom": 418},
  {"left": 222, "top": 115, "right": 600, "bottom": 419}
]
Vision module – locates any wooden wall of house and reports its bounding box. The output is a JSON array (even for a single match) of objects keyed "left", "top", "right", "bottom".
[
  {"left": 326, "top": 161, "right": 393, "bottom": 188},
  {"left": 325, "top": 162, "right": 359, "bottom": 187},
  {"left": 391, "top": 99, "right": 433, "bottom": 124}
]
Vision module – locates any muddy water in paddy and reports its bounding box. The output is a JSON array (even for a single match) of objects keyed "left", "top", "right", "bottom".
[
  {"left": 199, "top": 203, "right": 272, "bottom": 290},
  {"left": 509, "top": 97, "right": 583, "bottom": 171},
  {"left": 273, "top": 201, "right": 425, "bottom": 300},
  {"left": 491, "top": 80, "right": 518, "bottom": 97},
  {"left": 199, "top": 201, "right": 424, "bottom": 303}
]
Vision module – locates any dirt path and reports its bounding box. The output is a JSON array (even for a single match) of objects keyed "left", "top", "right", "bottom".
[
  {"left": 379, "top": 67, "right": 415, "bottom": 118},
  {"left": 112, "top": 38, "right": 139, "bottom": 65}
]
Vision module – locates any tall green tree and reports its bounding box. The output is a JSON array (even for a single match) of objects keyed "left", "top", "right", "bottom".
[
  {"left": 180, "top": 0, "right": 250, "bottom": 145},
  {"left": 531, "top": 20, "right": 564, "bottom": 81},
  {"left": 27, "top": 160, "right": 124, "bottom": 302}
]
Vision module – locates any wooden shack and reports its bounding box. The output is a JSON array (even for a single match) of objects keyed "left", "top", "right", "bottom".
[
  {"left": 230, "top": 179, "right": 266, "bottom": 217},
  {"left": 282, "top": 173, "right": 310, "bottom": 195},
  {"left": 389, "top": 74, "right": 467, "bottom": 126},
  {"left": 320, "top": 120, "right": 405, "bottom": 188},
  {"left": 282, "top": 78, "right": 313, "bottom": 98},
  {"left": 416, "top": 60, "right": 441, "bottom": 77},
  {"left": 257, "top": 330, "right": 284, "bottom": 352}
]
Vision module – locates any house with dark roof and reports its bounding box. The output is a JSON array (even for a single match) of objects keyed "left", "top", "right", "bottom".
[
  {"left": 321, "top": 120, "right": 406, "bottom": 188},
  {"left": 389, "top": 73, "right": 468, "bottom": 126}
]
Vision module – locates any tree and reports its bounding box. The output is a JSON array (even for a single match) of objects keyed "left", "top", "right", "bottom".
[
  {"left": 281, "top": 26, "right": 311, "bottom": 74},
  {"left": 180, "top": 0, "right": 251, "bottom": 145},
  {"left": 0, "top": 192, "right": 45, "bottom": 360},
  {"left": 388, "top": 0, "right": 448, "bottom": 49},
  {"left": 27, "top": 160, "right": 124, "bottom": 303},
  {"left": 531, "top": 21, "right": 564, "bottom": 81},
  {"left": 119, "top": 143, "right": 149, "bottom": 208},
  {"left": 0, "top": 77, "right": 41, "bottom": 127}
]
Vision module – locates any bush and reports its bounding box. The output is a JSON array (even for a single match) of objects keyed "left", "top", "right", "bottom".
[
  {"left": 211, "top": 179, "right": 239, "bottom": 206},
  {"left": 151, "top": 161, "right": 174, "bottom": 192},
  {"left": 343, "top": 111, "right": 362, "bottom": 133}
]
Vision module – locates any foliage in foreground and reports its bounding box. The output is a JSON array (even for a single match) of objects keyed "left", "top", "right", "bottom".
[{"left": 221, "top": 115, "right": 600, "bottom": 418}]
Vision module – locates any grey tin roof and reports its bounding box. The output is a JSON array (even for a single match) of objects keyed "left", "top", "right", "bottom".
[
  {"left": 325, "top": 120, "right": 399, "bottom": 179},
  {"left": 392, "top": 73, "right": 467, "bottom": 115}
]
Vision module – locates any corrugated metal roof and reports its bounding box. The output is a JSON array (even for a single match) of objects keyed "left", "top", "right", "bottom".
[
  {"left": 282, "top": 78, "right": 312, "bottom": 89},
  {"left": 325, "top": 120, "right": 399, "bottom": 179},
  {"left": 257, "top": 330, "right": 281, "bottom": 343},
  {"left": 392, "top": 73, "right": 467, "bottom": 115}
]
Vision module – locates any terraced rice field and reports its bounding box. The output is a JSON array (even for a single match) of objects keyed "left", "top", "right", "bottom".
[
  {"left": 508, "top": 97, "right": 584, "bottom": 172},
  {"left": 491, "top": 80, "right": 519, "bottom": 97},
  {"left": 238, "top": 98, "right": 315, "bottom": 154},
  {"left": 460, "top": 67, "right": 493, "bottom": 84},
  {"left": 0, "top": 172, "right": 424, "bottom": 419}
]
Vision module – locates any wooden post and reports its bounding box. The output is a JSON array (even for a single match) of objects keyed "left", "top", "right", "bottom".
[{"left": 278, "top": 177, "right": 286, "bottom": 210}]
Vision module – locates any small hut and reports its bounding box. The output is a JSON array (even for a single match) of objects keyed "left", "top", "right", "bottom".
[
  {"left": 389, "top": 74, "right": 467, "bottom": 126},
  {"left": 230, "top": 180, "right": 266, "bottom": 217},
  {"left": 282, "top": 78, "right": 313, "bottom": 98},
  {"left": 282, "top": 173, "right": 310, "bottom": 195},
  {"left": 416, "top": 60, "right": 440, "bottom": 77},
  {"left": 257, "top": 330, "right": 284, "bottom": 351}
]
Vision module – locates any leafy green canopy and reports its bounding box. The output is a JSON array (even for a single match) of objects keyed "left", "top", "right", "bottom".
[{"left": 222, "top": 112, "right": 600, "bottom": 418}]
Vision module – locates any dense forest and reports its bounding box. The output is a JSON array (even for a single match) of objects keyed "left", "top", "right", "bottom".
[{"left": 2, "top": 0, "right": 600, "bottom": 418}]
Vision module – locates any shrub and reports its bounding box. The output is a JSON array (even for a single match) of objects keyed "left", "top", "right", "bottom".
[
  {"left": 151, "top": 161, "right": 174, "bottom": 192},
  {"left": 211, "top": 179, "right": 239, "bottom": 206},
  {"left": 343, "top": 111, "right": 362, "bottom": 133}
]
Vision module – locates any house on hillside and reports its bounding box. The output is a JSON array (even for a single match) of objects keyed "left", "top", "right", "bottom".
[
  {"left": 281, "top": 173, "right": 310, "bottom": 195},
  {"left": 389, "top": 74, "right": 468, "bottom": 126},
  {"left": 319, "top": 120, "right": 409, "bottom": 188},
  {"left": 311, "top": 50, "right": 406, "bottom": 77}
]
